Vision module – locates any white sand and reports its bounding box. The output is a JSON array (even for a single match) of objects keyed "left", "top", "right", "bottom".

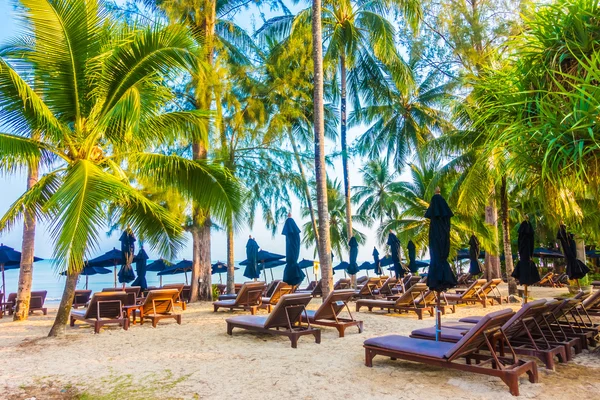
[{"left": 1, "top": 286, "right": 599, "bottom": 399}]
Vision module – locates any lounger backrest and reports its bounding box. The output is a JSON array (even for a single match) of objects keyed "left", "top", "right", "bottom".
[
  {"left": 415, "top": 290, "right": 437, "bottom": 306},
  {"left": 267, "top": 282, "right": 293, "bottom": 305},
  {"left": 358, "top": 277, "right": 383, "bottom": 295},
  {"left": 311, "top": 280, "right": 323, "bottom": 296},
  {"left": 265, "top": 280, "right": 281, "bottom": 298},
  {"left": 264, "top": 293, "right": 313, "bottom": 329},
  {"left": 141, "top": 289, "right": 179, "bottom": 315},
  {"left": 235, "top": 282, "right": 267, "bottom": 306},
  {"left": 444, "top": 308, "right": 515, "bottom": 361},
  {"left": 30, "top": 291, "right": 47, "bottom": 309},
  {"left": 181, "top": 285, "right": 192, "bottom": 302},
  {"left": 83, "top": 292, "right": 129, "bottom": 319},
  {"left": 405, "top": 276, "right": 421, "bottom": 290},
  {"left": 539, "top": 272, "right": 552, "bottom": 283},
  {"left": 501, "top": 299, "right": 547, "bottom": 339},
  {"left": 460, "top": 279, "right": 487, "bottom": 299},
  {"left": 334, "top": 279, "right": 351, "bottom": 290},
  {"left": 583, "top": 289, "right": 600, "bottom": 309},
  {"left": 313, "top": 289, "right": 355, "bottom": 320},
  {"left": 73, "top": 290, "right": 92, "bottom": 305},
  {"left": 162, "top": 283, "right": 184, "bottom": 301},
  {"left": 378, "top": 277, "right": 398, "bottom": 295},
  {"left": 394, "top": 283, "right": 428, "bottom": 306},
  {"left": 478, "top": 278, "right": 503, "bottom": 296},
  {"left": 304, "top": 281, "right": 317, "bottom": 291},
  {"left": 7, "top": 292, "right": 17, "bottom": 305}
]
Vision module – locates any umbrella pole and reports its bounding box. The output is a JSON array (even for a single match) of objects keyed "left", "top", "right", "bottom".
[
  {"left": 1, "top": 264, "right": 5, "bottom": 302},
  {"left": 86, "top": 275, "right": 89, "bottom": 290},
  {"left": 185, "top": 272, "right": 188, "bottom": 285},
  {"left": 524, "top": 285, "right": 528, "bottom": 303},
  {"left": 436, "top": 292, "right": 442, "bottom": 341},
  {"left": 270, "top": 268, "right": 274, "bottom": 282},
  {"left": 160, "top": 275, "right": 163, "bottom": 288},
  {"left": 113, "top": 265, "right": 117, "bottom": 288},
  {"left": 263, "top": 264, "right": 267, "bottom": 282},
  {"left": 219, "top": 274, "right": 223, "bottom": 284}
]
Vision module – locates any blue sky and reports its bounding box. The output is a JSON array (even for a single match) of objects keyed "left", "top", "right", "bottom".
[{"left": 0, "top": 0, "right": 394, "bottom": 264}]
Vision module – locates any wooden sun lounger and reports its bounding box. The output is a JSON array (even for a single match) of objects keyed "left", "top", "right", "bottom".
[
  {"left": 226, "top": 293, "right": 321, "bottom": 348},
  {"left": 161, "top": 283, "right": 187, "bottom": 310},
  {"left": 213, "top": 282, "right": 266, "bottom": 315},
  {"left": 296, "top": 279, "right": 323, "bottom": 297},
  {"left": 412, "top": 300, "right": 568, "bottom": 370},
  {"left": 372, "top": 277, "right": 398, "bottom": 297},
  {"left": 299, "top": 281, "right": 317, "bottom": 292},
  {"left": 299, "top": 289, "right": 363, "bottom": 337},
  {"left": 443, "top": 279, "right": 488, "bottom": 307},
  {"left": 70, "top": 292, "right": 130, "bottom": 333},
  {"left": 3, "top": 291, "right": 47, "bottom": 316},
  {"left": 534, "top": 272, "right": 555, "bottom": 287},
  {"left": 334, "top": 278, "right": 352, "bottom": 290},
  {"left": 582, "top": 289, "right": 600, "bottom": 316},
  {"left": 390, "top": 275, "right": 421, "bottom": 294},
  {"left": 478, "top": 278, "right": 507, "bottom": 305},
  {"left": 133, "top": 289, "right": 182, "bottom": 327},
  {"left": 2, "top": 292, "right": 17, "bottom": 315},
  {"left": 260, "top": 281, "right": 293, "bottom": 312},
  {"left": 354, "top": 277, "right": 386, "bottom": 299},
  {"left": 73, "top": 290, "right": 92, "bottom": 308},
  {"left": 364, "top": 309, "right": 538, "bottom": 396},
  {"left": 356, "top": 283, "right": 432, "bottom": 319}
]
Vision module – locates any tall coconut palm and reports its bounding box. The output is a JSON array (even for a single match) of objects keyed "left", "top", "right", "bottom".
[
  {"left": 0, "top": 0, "right": 242, "bottom": 336},
  {"left": 353, "top": 159, "right": 401, "bottom": 224}
]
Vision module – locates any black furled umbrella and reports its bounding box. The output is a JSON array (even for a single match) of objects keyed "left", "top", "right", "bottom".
[
  {"left": 372, "top": 248, "right": 382, "bottom": 275},
  {"left": 282, "top": 216, "right": 306, "bottom": 286},
  {"left": 243, "top": 237, "right": 260, "bottom": 280},
  {"left": 158, "top": 260, "right": 192, "bottom": 284},
  {"left": 131, "top": 248, "right": 149, "bottom": 290},
  {"left": 407, "top": 240, "right": 419, "bottom": 273},
  {"left": 348, "top": 237, "right": 360, "bottom": 276},
  {"left": 511, "top": 219, "right": 541, "bottom": 302},
  {"left": 146, "top": 258, "right": 172, "bottom": 287},
  {"left": 62, "top": 265, "right": 111, "bottom": 290},
  {"left": 118, "top": 229, "right": 136, "bottom": 287},
  {"left": 0, "top": 244, "right": 43, "bottom": 302},
  {"left": 241, "top": 248, "right": 285, "bottom": 281},
  {"left": 425, "top": 191, "right": 457, "bottom": 341},
  {"left": 557, "top": 224, "right": 590, "bottom": 283},
  {"left": 468, "top": 235, "right": 483, "bottom": 276},
  {"left": 387, "top": 232, "right": 405, "bottom": 278}
]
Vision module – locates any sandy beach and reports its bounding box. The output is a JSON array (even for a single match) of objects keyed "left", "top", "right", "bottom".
[{"left": 1, "top": 286, "right": 599, "bottom": 400}]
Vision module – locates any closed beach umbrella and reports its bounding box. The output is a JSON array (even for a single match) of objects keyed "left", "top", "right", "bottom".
[
  {"left": 243, "top": 237, "right": 260, "bottom": 280},
  {"left": 425, "top": 190, "right": 457, "bottom": 341},
  {"left": 131, "top": 248, "right": 149, "bottom": 290},
  {"left": 118, "top": 229, "right": 136, "bottom": 286},
  {"left": 372, "top": 247, "right": 382, "bottom": 275},
  {"left": 511, "top": 219, "right": 541, "bottom": 302},
  {"left": 557, "top": 224, "right": 590, "bottom": 281},
  {"left": 0, "top": 244, "right": 43, "bottom": 302},
  {"left": 468, "top": 235, "right": 483, "bottom": 276},
  {"left": 348, "top": 237, "right": 360, "bottom": 276},
  {"left": 387, "top": 233, "right": 404, "bottom": 278},
  {"left": 158, "top": 260, "right": 192, "bottom": 284},
  {"left": 407, "top": 240, "right": 419, "bottom": 273},
  {"left": 282, "top": 216, "right": 306, "bottom": 286}
]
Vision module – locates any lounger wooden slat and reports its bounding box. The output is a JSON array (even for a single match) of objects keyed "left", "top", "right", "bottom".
[
  {"left": 70, "top": 292, "right": 130, "bottom": 333},
  {"left": 364, "top": 309, "right": 538, "bottom": 396},
  {"left": 444, "top": 279, "right": 488, "bottom": 307},
  {"left": 260, "top": 281, "right": 293, "bottom": 312},
  {"left": 226, "top": 293, "right": 321, "bottom": 348},
  {"left": 213, "top": 282, "right": 267, "bottom": 315},
  {"left": 356, "top": 283, "right": 432, "bottom": 319},
  {"left": 299, "top": 289, "right": 363, "bottom": 337},
  {"left": 73, "top": 290, "right": 92, "bottom": 308},
  {"left": 133, "top": 289, "right": 182, "bottom": 327},
  {"left": 161, "top": 283, "right": 187, "bottom": 310}
]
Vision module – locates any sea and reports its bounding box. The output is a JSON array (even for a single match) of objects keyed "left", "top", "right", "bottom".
[{"left": 1, "top": 260, "right": 335, "bottom": 303}]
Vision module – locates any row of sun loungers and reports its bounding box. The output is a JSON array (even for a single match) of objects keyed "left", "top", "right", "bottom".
[{"left": 0, "top": 291, "right": 48, "bottom": 318}]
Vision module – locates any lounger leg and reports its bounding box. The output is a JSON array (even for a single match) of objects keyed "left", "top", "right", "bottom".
[
  {"left": 364, "top": 349, "right": 374, "bottom": 367},
  {"left": 501, "top": 373, "right": 520, "bottom": 396},
  {"left": 94, "top": 321, "right": 101, "bottom": 334},
  {"left": 176, "top": 315, "right": 182, "bottom": 325},
  {"left": 182, "top": 302, "right": 187, "bottom": 311},
  {"left": 527, "top": 362, "right": 539, "bottom": 383},
  {"left": 250, "top": 307, "right": 257, "bottom": 315},
  {"left": 227, "top": 323, "right": 233, "bottom": 335},
  {"left": 355, "top": 304, "right": 361, "bottom": 312},
  {"left": 152, "top": 318, "right": 158, "bottom": 328},
  {"left": 337, "top": 326, "right": 345, "bottom": 338},
  {"left": 213, "top": 305, "right": 218, "bottom": 312},
  {"left": 70, "top": 316, "right": 75, "bottom": 327},
  {"left": 291, "top": 335, "right": 298, "bottom": 349},
  {"left": 416, "top": 309, "right": 423, "bottom": 320},
  {"left": 543, "top": 353, "right": 555, "bottom": 370},
  {"left": 358, "top": 321, "right": 364, "bottom": 334},
  {"left": 314, "top": 330, "right": 321, "bottom": 344}
]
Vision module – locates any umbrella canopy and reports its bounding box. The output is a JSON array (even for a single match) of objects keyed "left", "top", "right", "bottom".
[
  {"left": 146, "top": 259, "right": 172, "bottom": 272},
  {"left": 387, "top": 233, "right": 405, "bottom": 278},
  {"left": 586, "top": 249, "right": 600, "bottom": 258},
  {"left": 118, "top": 230, "right": 136, "bottom": 284},
  {"left": 212, "top": 261, "right": 235, "bottom": 275},
  {"left": 407, "top": 240, "right": 419, "bottom": 273},
  {"left": 372, "top": 247, "right": 382, "bottom": 275},
  {"left": 425, "top": 193, "right": 457, "bottom": 292},
  {"left": 158, "top": 259, "right": 192, "bottom": 284},
  {"left": 347, "top": 237, "right": 360, "bottom": 275},
  {"left": 468, "top": 235, "right": 483, "bottom": 275},
  {"left": 298, "top": 259, "right": 315, "bottom": 269},
  {"left": 388, "top": 260, "right": 428, "bottom": 272},
  {"left": 87, "top": 248, "right": 126, "bottom": 268},
  {"left": 282, "top": 217, "right": 306, "bottom": 286},
  {"left": 243, "top": 238, "right": 260, "bottom": 280},
  {"left": 379, "top": 255, "right": 394, "bottom": 267},
  {"left": 359, "top": 261, "right": 374, "bottom": 271},
  {"left": 61, "top": 265, "right": 111, "bottom": 289},
  {"left": 557, "top": 225, "right": 590, "bottom": 280},
  {"left": 511, "top": 220, "right": 541, "bottom": 285},
  {"left": 533, "top": 247, "right": 564, "bottom": 258},
  {"left": 333, "top": 261, "right": 350, "bottom": 272},
  {"left": 0, "top": 244, "right": 43, "bottom": 302},
  {"left": 261, "top": 260, "right": 286, "bottom": 270},
  {"left": 131, "top": 248, "right": 149, "bottom": 290}
]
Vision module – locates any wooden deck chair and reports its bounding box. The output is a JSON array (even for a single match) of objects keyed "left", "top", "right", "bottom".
[
  {"left": 226, "top": 293, "right": 321, "bottom": 348},
  {"left": 477, "top": 278, "right": 507, "bottom": 305},
  {"left": 213, "top": 282, "right": 267, "bottom": 315},
  {"left": 299, "top": 289, "right": 363, "bottom": 337},
  {"left": 296, "top": 279, "right": 323, "bottom": 297},
  {"left": 260, "top": 281, "right": 293, "bottom": 312},
  {"left": 70, "top": 292, "right": 129, "bottom": 333},
  {"left": 356, "top": 283, "right": 432, "bottom": 319},
  {"left": 364, "top": 309, "right": 538, "bottom": 396},
  {"left": 27, "top": 291, "right": 48, "bottom": 315},
  {"left": 73, "top": 290, "right": 92, "bottom": 308},
  {"left": 354, "top": 277, "right": 385, "bottom": 299},
  {"left": 161, "top": 283, "right": 187, "bottom": 310},
  {"left": 443, "top": 279, "right": 488, "bottom": 307},
  {"left": 134, "top": 289, "right": 182, "bottom": 327},
  {"left": 334, "top": 279, "right": 352, "bottom": 290},
  {"left": 535, "top": 272, "right": 554, "bottom": 287},
  {"left": 3, "top": 292, "right": 17, "bottom": 315},
  {"left": 372, "top": 277, "right": 398, "bottom": 297}
]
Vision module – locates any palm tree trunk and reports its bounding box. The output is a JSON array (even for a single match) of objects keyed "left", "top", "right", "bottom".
[
  {"left": 13, "top": 161, "right": 38, "bottom": 321},
  {"left": 500, "top": 175, "right": 517, "bottom": 295},
  {"left": 339, "top": 56, "right": 356, "bottom": 288},
  {"left": 288, "top": 128, "right": 319, "bottom": 251},
  {"left": 48, "top": 270, "right": 79, "bottom": 337},
  {"left": 312, "top": 0, "right": 333, "bottom": 297},
  {"left": 484, "top": 188, "right": 501, "bottom": 280},
  {"left": 227, "top": 223, "right": 235, "bottom": 294}
]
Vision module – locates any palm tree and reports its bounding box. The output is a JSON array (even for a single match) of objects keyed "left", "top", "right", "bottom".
[
  {"left": 0, "top": 0, "right": 242, "bottom": 335},
  {"left": 353, "top": 159, "right": 401, "bottom": 224},
  {"left": 302, "top": 179, "right": 367, "bottom": 261}
]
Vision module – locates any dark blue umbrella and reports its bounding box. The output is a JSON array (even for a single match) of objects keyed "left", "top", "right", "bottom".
[
  {"left": 407, "top": 240, "right": 419, "bottom": 273},
  {"left": 388, "top": 260, "right": 428, "bottom": 271},
  {"left": 512, "top": 220, "right": 541, "bottom": 298},
  {"left": 87, "top": 248, "right": 125, "bottom": 288},
  {"left": 533, "top": 247, "right": 564, "bottom": 259},
  {"left": 61, "top": 265, "right": 111, "bottom": 289},
  {"left": 131, "top": 248, "right": 149, "bottom": 290},
  {"left": 212, "top": 262, "right": 238, "bottom": 283},
  {"left": 468, "top": 235, "right": 483, "bottom": 276},
  {"left": 359, "top": 261, "right": 375, "bottom": 276},
  {"left": 243, "top": 238, "right": 260, "bottom": 280},
  {"left": 557, "top": 224, "right": 590, "bottom": 281},
  {"left": 379, "top": 255, "right": 394, "bottom": 267},
  {"left": 333, "top": 261, "right": 350, "bottom": 273},
  {"left": 0, "top": 244, "right": 43, "bottom": 302},
  {"left": 348, "top": 237, "right": 360, "bottom": 276},
  {"left": 425, "top": 191, "right": 457, "bottom": 341},
  {"left": 158, "top": 260, "right": 192, "bottom": 284},
  {"left": 387, "top": 233, "right": 405, "bottom": 278},
  {"left": 372, "top": 247, "right": 382, "bottom": 275},
  {"left": 282, "top": 217, "right": 305, "bottom": 286},
  {"left": 146, "top": 258, "right": 172, "bottom": 286},
  {"left": 118, "top": 230, "right": 136, "bottom": 285}
]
